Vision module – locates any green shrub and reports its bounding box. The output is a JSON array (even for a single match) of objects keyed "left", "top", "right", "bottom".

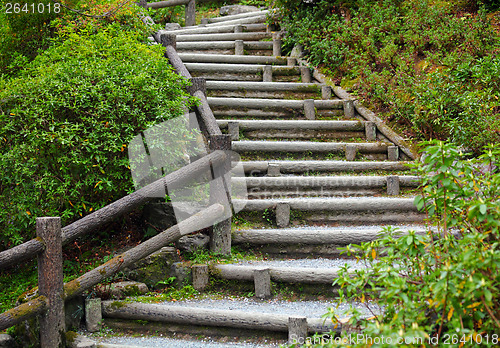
[
  {"left": 311, "top": 141, "right": 500, "bottom": 347},
  {"left": 0, "top": 25, "right": 196, "bottom": 250},
  {"left": 273, "top": 0, "right": 500, "bottom": 153}
]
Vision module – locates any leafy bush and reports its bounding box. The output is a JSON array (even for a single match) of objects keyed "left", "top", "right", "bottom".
[
  {"left": 312, "top": 141, "right": 500, "bottom": 347},
  {"left": 0, "top": 0, "right": 149, "bottom": 76},
  {"left": 273, "top": 0, "right": 500, "bottom": 153},
  {"left": 0, "top": 25, "right": 196, "bottom": 250}
]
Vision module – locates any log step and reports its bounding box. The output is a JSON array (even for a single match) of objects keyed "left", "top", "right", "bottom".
[
  {"left": 177, "top": 40, "right": 273, "bottom": 50},
  {"left": 232, "top": 226, "right": 426, "bottom": 245},
  {"left": 208, "top": 97, "right": 343, "bottom": 109},
  {"left": 207, "top": 81, "right": 321, "bottom": 92},
  {"left": 102, "top": 300, "right": 337, "bottom": 334},
  {"left": 239, "top": 160, "right": 411, "bottom": 174},
  {"left": 161, "top": 23, "right": 268, "bottom": 35},
  {"left": 234, "top": 175, "right": 420, "bottom": 189},
  {"left": 232, "top": 197, "right": 418, "bottom": 212},
  {"left": 179, "top": 53, "right": 287, "bottom": 65},
  {"left": 204, "top": 10, "right": 270, "bottom": 24},
  {"left": 232, "top": 140, "right": 390, "bottom": 154},
  {"left": 218, "top": 119, "right": 363, "bottom": 130},
  {"left": 204, "top": 14, "right": 268, "bottom": 27},
  {"left": 213, "top": 264, "right": 341, "bottom": 284},
  {"left": 175, "top": 32, "right": 271, "bottom": 42},
  {"left": 186, "top": 63, "right": 298, "bottom": 74}
]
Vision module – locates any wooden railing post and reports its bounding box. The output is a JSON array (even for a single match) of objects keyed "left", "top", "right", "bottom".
[
  {"left": 209, "top": 135, "right": 232, "bottom": 255},
  {"left": 37, "top": 217, "right": 65, "bottom": 348},
  {"left": 185, "top": 0, "right": 196, "bottom": 26}
]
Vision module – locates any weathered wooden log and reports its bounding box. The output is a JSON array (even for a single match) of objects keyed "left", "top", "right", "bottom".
[
  {"left": 209, "top": 135, "right": 232, "bottom": 255},
  {"left": 233, "top": 175, "right": 420, "bottom": 189},
  {"left": 232, "top": 141, "right": 389, "bottom": 153},
  {"left": 232, "top": 197, "right": 419, "bottom": 212},
  {"left": 185, "top": 0, "right": 196, "bottom": 27},
  {"left": 207, "top": 97, "right": 343, "bottom": 109},
  {"left": 64, "top": 204, "right": 225, "bottom": 300},
  {"left": 37, "top": 217, "right": 65, "bottom": 347},
  {"left": 177, "top": 41, "right": 273, "bottom": 50},
  {"left": 0, "top": 296, "right": 47, "bottom": 331},
  {"left": 146, "top": 0, "right": 190, "bottom": 9},
  {"left": 239, "top": 160, "right": 411, "bottom": 174},
  {"left": 206, "top": 10, "right": 269, "bottom": 23},
  {"left": 205, "top": 15, "right": 268, "bottom": 27},
  {"left": 214, "top": 264, "right": 340, "bottom": 284},
  {"left": 0, "top": 151, "right": 227, "bottom": 271},
  {"left": 193, "top": 91, "right": 222, "bottom": 136},
  {"left": 160, "top": 34, "right": 192, "bottom": 78},
  {"left": 186, "top": 63, "right": 293, "bottom": 73},
  {"left": 232, "top": 227, "right": 425, "bottom": 245},
  {"left": 163, "top": 23, "right": 268, "bottom": 35},
  {"left": 207, "top": 81, "right": 320, "bottom": 92},
  {"left": 101, "top": 301, "right": 337, "bottom": 333},
  {"left": 179, "top": 53, "right": 286, "bottom": 64},
  {"left": 217, "top": 120, "right": 363, "bottom": 130},
  {"left": 176, "top": 32, "right": 270, "bottom": 42}
]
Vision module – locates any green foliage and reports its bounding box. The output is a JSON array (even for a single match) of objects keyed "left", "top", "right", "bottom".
[
  {"left": 273, "top": 0, "right": 500, "bottom": 152},
  {"left": 0, "top": 26, "right": 196, "bottom": 250},
  {"left": 0, "top": 0, "right": 150, "bottom": 76},
  {"left": 313, "top": 141, "right": 500, "bottom": 347}
]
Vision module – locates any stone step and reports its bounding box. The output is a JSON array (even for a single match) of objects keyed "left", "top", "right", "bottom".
[
  {"left": 162, "top": 23, "right": 268, "bottom": 35},
  {"left": 204, "top": 9, "right": 270, "bottom": 24},
  {"left": 232, "top": 226, "right": 426, "bottom": 245},
  {"left": 175, "top": 32, "right": 271, "bottom": 42},
  {"left": 238, "top": 160, "right": 411, "bottom": 174},
  {"left": 179, "top": 53, "right": 287, "bottom": 64}
]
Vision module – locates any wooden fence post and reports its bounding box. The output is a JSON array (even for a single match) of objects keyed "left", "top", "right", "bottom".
[
  {"left": 37, "top": 217, "right": 65, "bottom": 348},
  {"left": 185, "top": 0, "right": 196, "bottom": 26},
  {"left": 209, "top": 135, "right": 232, "bottom": 255}
]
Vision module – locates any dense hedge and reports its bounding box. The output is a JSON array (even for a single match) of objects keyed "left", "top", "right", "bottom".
[
  {"left": 274, "top": 0, "right": 500, "bottom": 152},
  {"left": 0, "top": 26, "right": 195, "bottom": 249}
]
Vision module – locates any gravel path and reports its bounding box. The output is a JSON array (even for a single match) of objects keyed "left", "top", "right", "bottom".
[
  {"left": 92, "top": 336, "right": 279, "bottom": 348},
  {"left": 160, "top": 297, "right": 380, "bottom": 318},
  {"left": 233, "top": 257, "right": 370, "bottom": 270}
]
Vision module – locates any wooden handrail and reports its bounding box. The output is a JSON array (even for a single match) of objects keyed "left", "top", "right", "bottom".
[
  {"left": 0, "top": 296, "right": 48, "bottom": 331},
  {"left": 0, "top": 151, "right": 227, "bottom": 270},
  {"left": 139, "top": 0, "right": 196, "bottom": 26}
]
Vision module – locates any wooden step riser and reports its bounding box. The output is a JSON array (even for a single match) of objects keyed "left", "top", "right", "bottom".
[
  {"left": 239, "top": 160, "right": 410, "bottom": 175},
  {"left": 238, "top": 210, "right": 425, "bottom": 226},
  {"left": 205, "top": 10, "right": 270, "bottom": 24},
  {"left": 161, "top": 23, "right": 268, "bottom": 35},
  {"left": 208, "top": 90, "right": 322, "bottom": 100},
  {"left": 236, "top": 130, "right": 367, "bottom": 140},
  {"left": 194, "top": 72, "right": 303, "bottom": 82},
  {"left": 179, "top": 53, "right": 287, "bottom": 65},
  {"left": 180, "top": 49, "right": 273, "bottom": 56},
  {"left": 214, "top": 109, "right": 345, "bottom": 119}
]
